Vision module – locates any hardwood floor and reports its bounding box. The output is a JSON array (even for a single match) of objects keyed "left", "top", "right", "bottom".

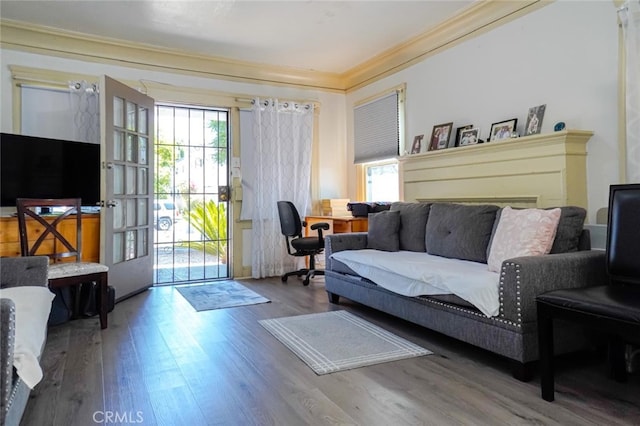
[{"left": 23, "top": 277, "right": 640, "bottom": 425}]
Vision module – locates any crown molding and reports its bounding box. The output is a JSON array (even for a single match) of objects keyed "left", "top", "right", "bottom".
[{"left": 0, "top": 1, "right": 549, "bottom": 93}]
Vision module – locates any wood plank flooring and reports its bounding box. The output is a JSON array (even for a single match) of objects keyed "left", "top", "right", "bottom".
[{"left": 22, "top": 277, "right": 640, "bottom": 425}]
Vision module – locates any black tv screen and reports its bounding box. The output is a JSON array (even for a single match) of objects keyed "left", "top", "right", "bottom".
[{"left": 0, "top": 133, "right": 101, "bottom": 207}]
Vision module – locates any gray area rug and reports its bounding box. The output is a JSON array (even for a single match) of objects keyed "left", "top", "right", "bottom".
[
  {"left": 259, "top": 310, "right": 432, "bottom": 375},
  {"left": 177, "top": 281, "right": 270, "bottom": 311}
]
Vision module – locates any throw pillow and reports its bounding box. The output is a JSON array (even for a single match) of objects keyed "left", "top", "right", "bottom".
[
  {"left": 366, "top": 210, "right": 400, "bottom": 252},
  {"left": 487, "top": 206, "right": 562, "bottom": 272},
  {"left": 486, "top": 206, "right": 587, "bottom": 260},
  {"left": 426, "top": 203, "right": 500, "bottom": 263},
  {"left": 390, "top": 202, "right": 431, "bottom": 252}
]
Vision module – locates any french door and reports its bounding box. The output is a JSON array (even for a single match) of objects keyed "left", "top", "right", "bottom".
[
  {"left": 153, "top": 104, "right": 230, "bottom": 284},
  {"left": 100, "top": 76, "right": 155, "bottom": 300}
]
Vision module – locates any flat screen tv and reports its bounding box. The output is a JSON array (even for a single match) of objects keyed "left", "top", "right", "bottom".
[{"left": 0, "top": 133, "right": 101, "bottom": 207}]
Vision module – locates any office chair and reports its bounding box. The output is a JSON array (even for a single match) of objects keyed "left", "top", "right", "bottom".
[
  {"left": 16, "top": 198, "right": 110, "bottom": 329},
  {"left": 277, "top": 201, "right": 330, "bottom": 286},
  {"left": 536, "top": 184, "right": 640, "bottom": 401}
]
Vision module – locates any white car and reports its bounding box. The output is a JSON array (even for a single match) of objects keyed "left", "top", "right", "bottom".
[{"left": 154, "top": 200, "right": 180, "bottom": 231}]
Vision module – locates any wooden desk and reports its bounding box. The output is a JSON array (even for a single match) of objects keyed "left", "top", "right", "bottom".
[
  {"left": 304, "top": 215, "right": 368, "bottom": 236},
  {"left": 0, "top": 214, "right": 100, "bottom": 261}
]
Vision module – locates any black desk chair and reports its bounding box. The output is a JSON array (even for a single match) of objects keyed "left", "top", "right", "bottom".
[
  {"left": 536, "top": 184, "right": 640, "bottom": 401},
  {"left": 16, "top": 198, "right": 110, "bottom": 329},
  {"left": 277, "top": 201, "right": 329, "bottom": 286}
]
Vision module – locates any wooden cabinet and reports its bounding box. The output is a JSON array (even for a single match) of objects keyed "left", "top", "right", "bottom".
[{"left": 0, "top": 214, "right": 100, "bottom": 262}]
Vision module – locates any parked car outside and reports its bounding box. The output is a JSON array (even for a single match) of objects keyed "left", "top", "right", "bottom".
[{"left": 154, "top": 200, "right": 181, "bottom": 230}]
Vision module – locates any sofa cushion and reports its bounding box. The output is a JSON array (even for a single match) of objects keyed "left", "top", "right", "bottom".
[
  {"left": 367, "top": 210, "right": 401, "bottom": 251},
  {"left": 426, "top": 203, "right": 499, "bottom": 263},
  {"left": 487, "top": 207, "right": 561, "bottom": 272},
  {"left": 550, "top": 206, "right": 587, "bottom": 253},
  {"left": 487, "top": 206, "right": 587, "bottom": 259},
  {"left": 390, "top": 202, "right": 431, "bottom": 252}
]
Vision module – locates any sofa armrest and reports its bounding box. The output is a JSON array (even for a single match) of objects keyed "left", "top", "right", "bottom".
[
  {"left": 1, "top": 298, "right": 16, "bottom": 426},
  {"left": 0, "top": 257, "right": 49, "bottom": 289},
  {"left": 499, "top": 250, "right": 607, "bottom": 324},
  {"left": 324, "top": 233, "right": 368, "bottom": 270}
]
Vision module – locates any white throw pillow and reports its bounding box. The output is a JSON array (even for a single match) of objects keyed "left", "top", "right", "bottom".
[
  {"left": 487, "top": 207, "right": 561, "bottom": 272},
  {"left": 0, "top": 286, "right": 55, "bottom": 389}
]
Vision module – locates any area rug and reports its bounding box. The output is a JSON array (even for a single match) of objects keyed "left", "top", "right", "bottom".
[
  {"left": 176, "top": 281, "right": 270, "bottom": 311},
  {"left": 259, "top": 310, "right": 431, "bottom": 375}
]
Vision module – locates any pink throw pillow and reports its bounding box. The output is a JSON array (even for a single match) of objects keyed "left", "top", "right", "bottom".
[{"left": 487, "top": 207, "right": 561, "bottom": 272}]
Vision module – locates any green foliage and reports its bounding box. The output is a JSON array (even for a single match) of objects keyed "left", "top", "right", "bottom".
[
  {"left": 207, "top": 119, "right": 228, "bottom": 165},
  {"left": 155, "top": 141, "right": 176, "bottom": 194},
  {"left": 186, "top": 200, "right": 228, "bottom": 263}
]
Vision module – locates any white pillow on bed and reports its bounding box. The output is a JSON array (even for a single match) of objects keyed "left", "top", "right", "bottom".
[{"left": 0, "top": 286, "right": 55, "bottom": 389}]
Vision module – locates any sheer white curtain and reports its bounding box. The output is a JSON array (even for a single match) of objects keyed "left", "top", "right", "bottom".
[
  {"left": 69, "top": 80, "right": 100, "bottom": 144},
  {"left": 620, "top": 1, "right": 640, "bottom": 182},
  {"left": 251, "top": 98, "right": 314, "bottom": 278}
]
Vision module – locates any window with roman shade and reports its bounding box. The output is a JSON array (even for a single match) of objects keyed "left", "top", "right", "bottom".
[{"left": 353, "top": 90, "right": 401, "bottom": 164}]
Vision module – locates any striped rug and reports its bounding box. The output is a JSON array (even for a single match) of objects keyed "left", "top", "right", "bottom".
[{"left": 259, "top": 310, "right": 431, "bottom": 375}]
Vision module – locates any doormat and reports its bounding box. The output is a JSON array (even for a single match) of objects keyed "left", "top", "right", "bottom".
[
  {"left": 259, "top": 310, "right": 431, "bottom": 375},
  {"left": 177, "top": 281, "right": 270, "bottom": 311}
]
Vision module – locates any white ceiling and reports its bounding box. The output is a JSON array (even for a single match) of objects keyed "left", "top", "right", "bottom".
[{"left": 0, "top": 1, "right": 474, "bottom": 74}]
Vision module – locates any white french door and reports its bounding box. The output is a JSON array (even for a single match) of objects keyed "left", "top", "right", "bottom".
[{"left": 100, "top": 76, "right": 155, "bottom": 300}]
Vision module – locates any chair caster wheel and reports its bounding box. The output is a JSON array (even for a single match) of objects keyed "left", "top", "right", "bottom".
[
  {"left": 281, "top": 275, "right": 287, "bottom": 282},
  {"left": 303, "top": 278, "right": 310, "bottom": 286}
]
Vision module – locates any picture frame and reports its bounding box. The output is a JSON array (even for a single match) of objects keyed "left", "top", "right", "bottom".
[
  {"left": 454, "top": 125, "right": 473, "bottom": 147},
  {"left": 489, "top": 118, "right": 518, "bottom": 141},
  {"left": 524, "top": 104, "right": 546, "bottom": 136},
  {"left": 428, "top": 122, "right": 453, "bottom": 151},
  {"left": 410, "top": 134, "right": 424, "bottom": 154},
  {"left": 459, "top": 128, "right": 480, "bottom": 146}
]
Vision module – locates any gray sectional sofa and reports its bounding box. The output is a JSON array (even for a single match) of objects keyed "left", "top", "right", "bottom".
[
  {"left": 324, "top": 202, "right": 607, "bottom": 380},
  {"left": 1, "top": 256, "right": 50, "bottom": 426}
]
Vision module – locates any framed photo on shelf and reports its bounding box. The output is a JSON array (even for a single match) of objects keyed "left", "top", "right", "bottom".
[
  {"left": 454, "top": 125, "right": 473, "bottom": 147},
  {"left": 459, "top": 128, "right": 480, "bottom": 146},
  {"left": 428, "top": 122, "right": 453, "bottom": 151},
  {"left": 524, "top": 104, "right": 546, "bottom": 136},
  {"left": 489, "top": 118, "right": 517, "bottom": 141},
  {"left": 410, "top": 134, "right": 424, "bottom": 154}
]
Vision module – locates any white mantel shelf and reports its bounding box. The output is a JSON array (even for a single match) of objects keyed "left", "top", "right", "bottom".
[{"left": 398, "top": 129, "right": 594, "bottom": 209}]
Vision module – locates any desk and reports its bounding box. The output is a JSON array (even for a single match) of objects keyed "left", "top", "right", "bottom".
[{"left": 304, "top": 216, "right": 368, "bottom": 236}]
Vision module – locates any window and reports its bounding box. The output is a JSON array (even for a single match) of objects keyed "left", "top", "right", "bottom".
[
  {"left": 354, "top": 85, "right": 405, "bottom": 201},
  {"left": 365, "top": 160, "right": 399, "bottom": 202}
]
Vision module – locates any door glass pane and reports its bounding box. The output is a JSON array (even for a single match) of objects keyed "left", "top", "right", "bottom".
[
  {"left": 138, "top": 199, "right": 148, "bottom": 226},
  {"left": 113, "top": 232, "right": 124, "bottom": 263},
  {"left": 139, "top": 229, "right": 148, "bottom": 257},
  {"left": 113, "top": 97, "right": 124, "bottom": 128},
  {"left": 139, "top": 106, "right": 148, "bottom": 135},
  {"left": 138, "top": 137, "right": 147, "bottom": 165},
  {"left": 126, "top": 134, "right": 137, "bottom": 162},
  {"left": 113, "top": 165, "right": 125, "bottom": 195},
  {"left": 126, "top": 101, "right": 136, "bottom": 131},
  {"left": 126, "top": 166, "right": 137, "bottom": 195},
  {"left": 113, "top": 130, "right": 124, "bottom": 160},
  {"left": 126, "top": 199, "right": 136, "bottom": 227},
  {"left": 125, "top": 230, "right": 136, "bottom": 260},
  {"left": 138, "top": 168, "right": 148, "bottom": 195},
  {"left": 113, "top": 202, "right": 125, "bottom": 229}
]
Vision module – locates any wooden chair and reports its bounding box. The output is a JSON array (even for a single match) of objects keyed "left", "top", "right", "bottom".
[
  {"left": 16, "top": 198, "right": 109, "bottom": 329},
  {"left": 536, "top": 184, "right": 640, "bottom": 401}
]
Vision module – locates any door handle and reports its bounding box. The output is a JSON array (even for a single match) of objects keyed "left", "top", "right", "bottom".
[{"left": 106, "top": 200, "right": 118, "bottom": 208}]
